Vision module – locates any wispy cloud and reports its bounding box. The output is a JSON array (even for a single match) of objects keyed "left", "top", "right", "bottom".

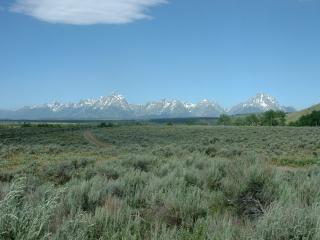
[{"left": 10, "top": 0, "right": 166, "bottom": 25}]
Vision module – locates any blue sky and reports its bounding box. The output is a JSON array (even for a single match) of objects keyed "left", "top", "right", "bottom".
[{"left": 1, "top": 0, "right": 320, "bottom": 110}]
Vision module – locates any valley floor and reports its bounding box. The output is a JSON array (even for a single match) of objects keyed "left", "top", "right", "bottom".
[{"left": 0, "top": 124, "right": 320, "bottom": 239}]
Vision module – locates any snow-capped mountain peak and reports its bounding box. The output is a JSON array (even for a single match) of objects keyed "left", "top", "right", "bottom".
[
  {"left": 78, "top": 98, "right": 98, "bottom": 108},
  {"left": 199, "top": 99, "right": 210, "bottom": 104},
  {"left": 4, "top": 93, "right": 295, "bottom": 120},
  {"left": 46, "top": 101, "right": 65, "bottom": 112},
  {"left": 99, "top": 93, "right": 129, "bottom": 109},
  {"left": 229, "top": 93, "right": 283, "bottom": 115},
  {"left": 243, "top": 93, "right": 279, "bottom": 109},
  {"left": 190, "top": 99, "right": 225, "bottom": 117},
  {"left": 184, "top": 102, "right": 196, "bottom": 112}
]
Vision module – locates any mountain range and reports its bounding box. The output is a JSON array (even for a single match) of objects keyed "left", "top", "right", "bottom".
[{"left": 0, "top": 93, "right": 295, "bottom": 120}]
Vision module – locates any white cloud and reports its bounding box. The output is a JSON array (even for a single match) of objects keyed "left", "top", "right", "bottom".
[{"left": 10, "top": 0, "right": 166, "bottom": 25}]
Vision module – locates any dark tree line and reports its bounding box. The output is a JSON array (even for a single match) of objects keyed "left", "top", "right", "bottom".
[
  {"left": 292, "top": 111, "right": 320, "bottom": 126},
  {"left": 218, "top": 110, "right": 286, "bottom": 126}
]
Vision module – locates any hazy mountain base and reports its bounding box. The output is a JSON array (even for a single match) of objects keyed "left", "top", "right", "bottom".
[
  {"left": 0, "top": 93, "right": 295, "bottom": 120},
  {"left": 0, "top": 124, "right": 320, "bottom": 239}
]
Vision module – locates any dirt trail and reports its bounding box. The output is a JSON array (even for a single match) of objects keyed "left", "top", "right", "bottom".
[{"left": 83, "top": 130, "right": 111, "bottom": 148}]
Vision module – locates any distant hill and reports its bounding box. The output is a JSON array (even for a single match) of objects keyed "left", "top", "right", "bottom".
[{"left": 287, "top": 103, "right": 320, "bottom": 123}]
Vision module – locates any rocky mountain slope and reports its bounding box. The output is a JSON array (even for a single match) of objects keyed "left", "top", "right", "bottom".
[{"left": 0, "top": 93, "right": 295, "bottom": 120}]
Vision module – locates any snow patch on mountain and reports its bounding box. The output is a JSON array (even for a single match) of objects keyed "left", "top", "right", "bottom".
[
  {"left": 229, "top": 93, "right": 285, "bottom": 115},
  {"left": 1, "top": 93, "right": 295, "bottom": 120}
]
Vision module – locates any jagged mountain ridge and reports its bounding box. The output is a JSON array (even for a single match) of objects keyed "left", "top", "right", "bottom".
[
  {"left": 0, "top": 93, "right": 295, "bottom": 120},
  {"left": 229, "top": 93, "right": 294, "bottom": 115}
]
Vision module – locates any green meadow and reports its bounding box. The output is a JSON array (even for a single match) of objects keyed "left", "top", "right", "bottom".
[{"left": 1, "top": 123, "right": 320, "bottom": 239}]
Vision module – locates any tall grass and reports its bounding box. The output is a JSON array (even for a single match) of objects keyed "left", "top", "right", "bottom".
[{"left": 1, "top": 125, "right": 320, "bottom": 239}]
